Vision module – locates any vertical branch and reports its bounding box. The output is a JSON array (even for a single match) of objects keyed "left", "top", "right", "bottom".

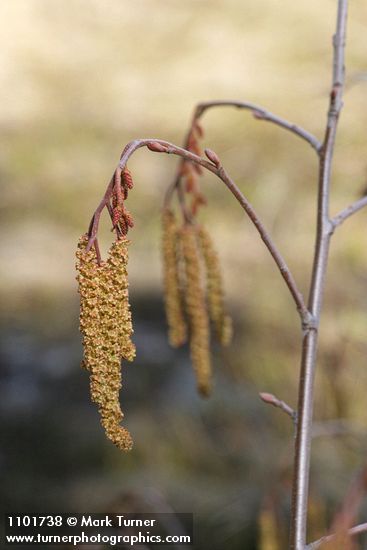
[{"left": 290, "top": 1, "right": 348, "bottom": 548}]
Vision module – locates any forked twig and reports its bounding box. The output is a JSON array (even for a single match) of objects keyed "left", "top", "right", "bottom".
[
  {"left": 164, "top": 98, "right": 322, "bottom": 209},
  {"left": 194, "top": 100, "right": 322, "bottom": 153},
  {"left": 87, "top": 139, "right": 309, "bottom": 325},
  {"left": 290, "top": 2, "right": 349, "bottom": 547}
]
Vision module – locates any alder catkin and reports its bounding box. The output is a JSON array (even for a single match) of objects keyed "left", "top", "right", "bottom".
[
  {"left": 180, "top": 223, "right": 212, "bottom": 397},
  {"left": 76, "top": 235, "right": 134, "bottom": 452},
  {"left": 197, "top": 225, "right": 233, "bottom": 346},
  {"left": 161, "top": 210, "right": 187, "bottom": 347},
  {"left": 76, "top": 235, "right": 101, "bottom": 373}
]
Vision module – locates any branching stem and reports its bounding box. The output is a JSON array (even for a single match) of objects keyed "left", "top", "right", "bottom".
[
  {"left": 87, "top": 138, "right": 309, "bottom": 325},
  {"left": 83, "top": 3, "right": 367, "bottom": 546},
  {"left": 289, "top": 2, "right": 348, "bottom": 548},
  {"left": 193, "top": 100, "right": 322, "bottom": 153}
]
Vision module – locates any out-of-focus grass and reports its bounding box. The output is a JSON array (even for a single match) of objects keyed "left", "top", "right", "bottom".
[{"left": 1, "top": 0, "right": 367, "bottom": 547}]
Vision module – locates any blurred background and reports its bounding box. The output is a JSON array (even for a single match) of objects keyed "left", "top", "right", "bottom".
[{"left": 1, "top": 0, "right": 367, "bottom": 548}]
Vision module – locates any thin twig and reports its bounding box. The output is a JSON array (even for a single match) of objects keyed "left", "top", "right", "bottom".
[
  {"left": 306, "top": 522, "right": 367, "bottom": 549},
  {"left": 290, "top": 2, "right": 348, "bottom": 548},
  {"left": 164, "top": 98, "right": 322, "bottom": 209},
  {"left": 259, "top": 392, "right": 297, "bottom": 424},
  {"left": 87, "top": 138, "right": 309, "bottom": 324},
  {"left": 216, "top": 163, "right": 311, "bottom": 325},
  {"left": 331, "top": 195, "right": 367, "bottom": 228},
  {"left": 194, "top": 100, "right": 322, "bottom": 153}
]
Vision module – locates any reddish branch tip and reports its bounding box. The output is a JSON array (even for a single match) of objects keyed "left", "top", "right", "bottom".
[
  {"left": 204, "top": 148, "right": 221, "bottom": 168},
  {"left": 147, "top": 141, "right": 169, "bottom": 153}
]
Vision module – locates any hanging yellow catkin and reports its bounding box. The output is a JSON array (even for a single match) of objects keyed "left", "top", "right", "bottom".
[
  {"left": 76, "top": 236, "right": 135, "bottom": 452},
  {"left": 107, "top": 239, "right": 136, "bottom": 363},
  {"left": 76, "top": 235, "right": 101, "bottom": 373},
  {"left": 180, "top": 223, "right": 212, "bottom": 397},
  {"left": 161, "top": 209, "right": 187, "bottom": 347},
  {"left": 197, "top": 225, "right": 233, "bottom": 346}
]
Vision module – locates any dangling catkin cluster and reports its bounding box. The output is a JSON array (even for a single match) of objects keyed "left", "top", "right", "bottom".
[
  {"left": 161, "top": 209, "right": 232, "bottom": 397},
  {"left": 76, "top": 235, "right": 135, "bottom": 452}
]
